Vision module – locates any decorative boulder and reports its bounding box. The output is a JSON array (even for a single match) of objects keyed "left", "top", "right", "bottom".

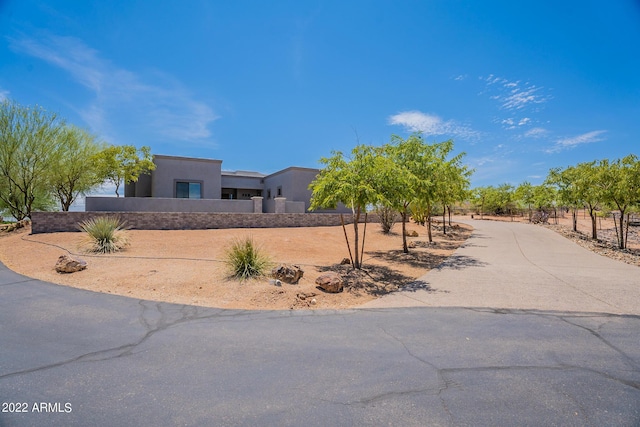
[
  {"left": 315, "top": 272, "right": 344, "bottom": 293},
  {"left": 340, "top": 257, "right": 351, "bottom": 265},
  {"left": 404, "top": 230, "right": 419, "bottom": 237},
  {"left": 271, "top": 264, "right": 304, "bottom": 284},
  {"left": 55, "top": 255, "right": 87, "bottom": 274}
]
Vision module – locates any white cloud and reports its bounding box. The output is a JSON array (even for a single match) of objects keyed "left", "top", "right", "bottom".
[
  {"left": 9, "top": 33, "right": 218, "bottom": 144},
  {"left": 524, "top": 127, "right": 548, "bottom": 138},
  {"left": 388, "top": 110, "right": 480, "bottom": 141},
  {"left": 0, "top": 89, "right": 9, "bottom": 102},
  {"left": 483, "top": 75, "right": 551, "bottom": 111},
  {"left": 453, "top": 74, "right": 467, "bottom": 81},
  {"left": 499, "top": 116, "right": 531, "bottom": 130},
  {"left": 546, "top": 130, "right": 607, "bottom": 153}
]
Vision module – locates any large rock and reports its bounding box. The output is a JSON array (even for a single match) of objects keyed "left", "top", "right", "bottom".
[
  {"left": 55, "top": 255, "right": 87, "bottom": 274},
  {"left": 315, "top": 272, "right": 344, "bottom": 293},
  {"left": 271, "top": 264, "right": 304, "bottom": 284}
]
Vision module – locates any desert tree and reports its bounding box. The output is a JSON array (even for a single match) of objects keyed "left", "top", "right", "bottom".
[
  {"left": 48, "top": 125, "right": 106, "bottom": 211},
  {"left": 547, "top": 168, "right": 576, "bottom": 231},
  {"left": 532, "top": 184, "right": 557, "bottom": 223},
  {"left": 471, "top": 186, "right": 492, "bottom": 219},
  {"left": 575, "top": 161, "right": 604, "bottom": 240},
  {"left": 309, "top": 145, "right": 381, "bottom": 269},
  {"left": 94, "top": 145, "right": 155, "bottom": 197},
  {"left": 0, "top": 100, "right": 61, "bottom": 219},
  {"left": 379, "top": 134, "right": 430, "bottom": 252},
  {"left": 598, "top": 155, "right": 640, "bottom": 249},
  {"left": 515, "top": 182, "right": 535, "bottom": 222},
  {"left": 436, "top": 149, "right": 472, "bottom": 233}
]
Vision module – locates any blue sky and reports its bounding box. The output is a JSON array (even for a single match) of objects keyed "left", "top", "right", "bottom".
[{"left": 1, "top": 0, "right": 639, "bottom": 188}]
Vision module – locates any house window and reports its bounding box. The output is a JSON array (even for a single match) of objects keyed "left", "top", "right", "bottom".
[
  {"left": 277, "top": 186, "right": 282, "bottom": 197},
  {"left": 267, "top": 189, "right": 271, "bottom": 199},
  {"left": 176, "top": 181, "right": 202, "bottom": 199}
]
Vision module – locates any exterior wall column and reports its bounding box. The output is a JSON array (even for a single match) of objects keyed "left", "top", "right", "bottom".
[
  {"left": 251, "top": 196, "right": 263, "bottom": 213},
  {"left": 274, "top": 197, "right": 286, "bottom": 214}
]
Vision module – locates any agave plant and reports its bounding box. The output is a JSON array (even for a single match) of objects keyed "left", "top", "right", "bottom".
[
  {"left": 225, "top": 236, "right": 271, "bottom": 280},
  {"left": 79, "top": 216, "right": 130, "bottom": 254}
]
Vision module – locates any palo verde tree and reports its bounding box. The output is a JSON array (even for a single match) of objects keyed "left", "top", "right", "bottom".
[
  {"left": 380, "top": 135, "right": 470, "bottom": 248},
  {"left": 309, "top": 145, "right": 380, "bottom": 269},
  {"left": 573, "top": 161, "right": 604, "bottom": 240},
  {"left": 94, "top": 145, "right": 155, "bottom": 197},
  {"left": 471, "top": 186, "right": 492, "bottom": 219},
  {"left": 379, "top": 134, "right": 429, "bottom": 252},
  {"left": 546, "top": 166, "right": 584, "bottom": 232},
  {"left": 598, "top": 155, "right": 640, "bottom": 249},
  {"left": 0, "top": 100, "right": 61, "bottom": 220},
  {"left": 436, "top": 147, "right": 472, "bottom": 233},
  {"left": 515, "top": 181, "right": 535, "bottom": 222},
  {"left": 48, "top": 125, "right": 106, "bottom": 211}
]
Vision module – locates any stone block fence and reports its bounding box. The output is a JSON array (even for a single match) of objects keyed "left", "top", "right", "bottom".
[{"left": 31, "top": 211, "right": 375, "bottom": 234}]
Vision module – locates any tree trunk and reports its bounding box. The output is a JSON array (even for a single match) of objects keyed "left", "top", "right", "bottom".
[
  {"left": 447, "top": 205, "right": 452, "bottom": 226},
  {"left": 442, "top": 208, "right": 446, "bottom": 235},
  {"left": 401, "top": 211, "right": 408, "bottom": 254},
  {"left": 571, "top": 208, "right": 577, "bottom": 232},
  {"left": 625, "top": 213, "right": 630, "bottom": 250},
  {"left": 618, "top": 209, "right": 626, "bottom": 250},
  {"left": 590, "top": 210, "right": 597, "bottom": 240},
  {"left": 360, "top": 213, "right": 368, "bottom": 263},
  {"left": 340, "top": 214, "right": 354, "bottom": 267},
  {"left": 427, "top": 213, "right": 433, "bottom": 243},
  {"left": 352, "top": 208, "right": 361, "bottom": 269}
]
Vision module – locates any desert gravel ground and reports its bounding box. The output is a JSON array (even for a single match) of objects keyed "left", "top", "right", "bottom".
[{"left": 0, "top": 220, "right": 471, "bottom": 310}]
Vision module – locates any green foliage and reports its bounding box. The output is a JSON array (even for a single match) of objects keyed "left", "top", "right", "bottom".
[
  {"left": 472, "top": 184, "right": 514, "bottom": 216},
  {"left": 48, "top": 125, "right": 106, "bottom": 211},
  {"left": 597, "top": 155, "right": 640, "bottom": 249},
  {"left": 79, "top": 216, "right": 130, "bottom": 254},
  {"left": 310, "top": 133, "right": 472, "bottom": 257},
  {"left": 0, "top": 99, "right": 62, "bottom": 219},
  {"left": 225, "top": 237, "right": 271, "bottom": 280},
  {"left": 94, "top": 145, "right": 156, "bottom": 197},
  {"left": 380, "top": 134, "right": 431, "bottom": 250},
  {"left": 515, "top": 182, "right": 535, "bottom": 220},
  {"left": 309, "top": 145, "right": 381, "bottom": 268}
]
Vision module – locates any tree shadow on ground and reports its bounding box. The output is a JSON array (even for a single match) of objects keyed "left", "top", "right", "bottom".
[
  {"left": 317, "top": 264, "right": 427, "bottom": 296},
  {"left": 433, "top": 254, "right": 488, "bottom": 270}
]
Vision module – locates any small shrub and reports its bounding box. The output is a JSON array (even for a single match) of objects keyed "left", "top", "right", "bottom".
[
  {"left": 376, "top": 205, "right": 397, "bottom": 234},
  {"left": 225, "top": 236, "right": 271, "bottom": 280},
  {"left": 79, "top": 216, "right": 130, "bottom": 253}
]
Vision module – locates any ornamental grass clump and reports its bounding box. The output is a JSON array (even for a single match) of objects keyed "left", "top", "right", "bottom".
[
  {"left": 225, "top": 236, "right": 271, "bottom": 281},
  {"left": 79, "top": 216, "right": 130, "bottom": 254}
]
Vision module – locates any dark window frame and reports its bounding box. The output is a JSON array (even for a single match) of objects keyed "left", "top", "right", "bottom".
[{"left": 174, "top": 180, "right": 203, "bottom": 199}]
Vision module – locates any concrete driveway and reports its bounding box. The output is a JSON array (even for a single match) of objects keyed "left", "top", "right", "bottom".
[
  {"left": 1, "top": 220, "right": 639, "bottom": 426},
  {"left": 363, "top": 219, "right": 640, "bottom": 314}
]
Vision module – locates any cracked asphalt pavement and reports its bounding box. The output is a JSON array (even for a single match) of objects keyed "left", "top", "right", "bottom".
[{"left": 1, "top": 220, "right": 640, "bottom": 426}]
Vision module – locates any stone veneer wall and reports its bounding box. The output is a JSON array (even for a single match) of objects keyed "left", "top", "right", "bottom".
[{"left": 31, "top": 211, "right": 373, "bottom": 234}]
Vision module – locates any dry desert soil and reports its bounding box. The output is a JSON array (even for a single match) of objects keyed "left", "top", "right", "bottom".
[{"left": 0, "top": 220, "right": 472, "bottom": 310}]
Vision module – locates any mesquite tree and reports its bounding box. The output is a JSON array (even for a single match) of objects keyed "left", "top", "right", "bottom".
[{"left": 309, "top": 145, "right": 380, "bottom": 269}]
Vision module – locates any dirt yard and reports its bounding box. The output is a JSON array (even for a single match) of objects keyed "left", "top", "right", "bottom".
[{"left": 0, "top": 220, "right": 472, "bottom": 310}]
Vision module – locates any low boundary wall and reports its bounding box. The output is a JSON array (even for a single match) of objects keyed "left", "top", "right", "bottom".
[{"left": 31, "top": 211, "right": 370, "bottom": 234}]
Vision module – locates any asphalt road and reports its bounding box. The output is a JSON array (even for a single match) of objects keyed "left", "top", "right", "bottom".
[{"left": 1, "top": 220, "right": 639, "bottom": 426}]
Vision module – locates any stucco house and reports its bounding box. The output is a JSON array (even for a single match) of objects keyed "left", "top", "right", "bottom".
[{"left": 86, "top": 154, "right": 347, "bottom": 214}]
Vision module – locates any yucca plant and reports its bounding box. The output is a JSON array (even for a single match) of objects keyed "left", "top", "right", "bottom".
[
  {"left": 79, "top": 216, "right": 130, "bottom": 253},
  {"left": 225, "top": 236, "right": 271, "bottom": 280}
]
